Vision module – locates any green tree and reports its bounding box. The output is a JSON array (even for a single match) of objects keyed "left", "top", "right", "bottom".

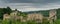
[
  {"left": 0, "top": 8, "right": 4, "bottom": 20},
  {"left": 0, "top": 7, "right": 12, "bottom": 20},
  {"left": 6, "top": 6, "right": 12, "bottom": 14},
  {"left": 57, "top": 8, "right": 60, "bottom": 19},
  {"left": 3, "top": 7, "right": 12, "bottom": 14},
  {"left": 3, "top": 8, "right": 7, "bottom": 14}
]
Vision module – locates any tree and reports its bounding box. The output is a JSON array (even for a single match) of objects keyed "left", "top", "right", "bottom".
[
  {"left": 3, "top": 7, "right": 12, "bottom": 14},
  {"left": 3, "top": 8, "right": 7, "bottom": 14},
  {"left": 0, "top": 8, "right": 4, "bottom": 20},
  {"left": 57, "top": 8, "right": 60, "bottom": 19},
  {"left": 6, "top": 6, "right": 12, "bottom": 14},
  {"left": 0, "top": 7, "right": 12, "bottom": 20},
  {"left": 15, "top": 9, "right": 18, "bottom": 11}
]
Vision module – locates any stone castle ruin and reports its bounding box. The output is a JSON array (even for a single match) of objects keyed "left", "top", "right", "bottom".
[
  {"left": 3, "top": 9, "right": 57, "bottom": 24},
  {"left": 27, "top": 13, "right": 43, "bottom": 23},
  {"left": 3, "top": 14, "right": 10, "bottom": 20},
  {"left": 49, "top": 9, "right": 57, "bottom": 24}
]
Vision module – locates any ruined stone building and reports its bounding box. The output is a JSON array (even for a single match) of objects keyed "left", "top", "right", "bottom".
[
  {"left": 3, "top": 14, "right": 10, "bottom": 20},
  {"left": 49, "top": 9, "right": 57, "bottom": 24},
  {"left": 3, "top": 9, "right": 21, "bottom": 20},
  {"left": 27, "top": 13, "right": 43, "bottom": 23},
  {"left": 3, "top": 9, "right": 26, "bottom": 22},
  {"left": 10, "top": 10, "right": 18, "bottom": 16},
  {"left": 3, "top": 9, "right": 57, "bottom": 24}
]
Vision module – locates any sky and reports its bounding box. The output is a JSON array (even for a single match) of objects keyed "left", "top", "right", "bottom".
[{"left": 0, "top": 0, "right": 60, "bottom": 12}]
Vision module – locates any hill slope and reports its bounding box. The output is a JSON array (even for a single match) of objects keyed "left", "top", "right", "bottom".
[{"left": 24, "top": 8, "right": 60, "bottom": 19}]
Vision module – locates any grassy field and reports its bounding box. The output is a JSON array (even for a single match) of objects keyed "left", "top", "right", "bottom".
[
  {"left": 0, "top": 19, "right": 60, "bottom": 24},
  {"left": 53, "top": 19, "right": 60, "bottom": 24}
]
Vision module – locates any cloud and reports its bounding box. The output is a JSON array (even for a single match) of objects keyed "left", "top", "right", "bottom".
[
  {"left": 3, "top": 0, "right": 60, "bottom": 3},
  {"left": 0, "top": 0, "right": 7, "bottom": 8},
  {"left": 6, "top": 3, "right": 60, "bottom": 12},
  {"left": 7, "top": 3, "right": 45, "bottom": 8},
  {"left": 0, "top": 0, "right": 60, "bottom": 12}
]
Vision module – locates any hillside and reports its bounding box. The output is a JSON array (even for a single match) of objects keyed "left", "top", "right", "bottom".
[
  {"left": 24, "top": 10, "right": 49, "bottom": 17},
  {"left": 24, "top": 8, "right": 60, "bottom": 19},
  {"left": 0, "top": 7, "right": 60, "bottom": 19}
]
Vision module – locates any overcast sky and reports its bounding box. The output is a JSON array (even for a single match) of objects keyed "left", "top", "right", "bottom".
[{"left": 0, "top": 0, "right": 60, "bottom": 12}]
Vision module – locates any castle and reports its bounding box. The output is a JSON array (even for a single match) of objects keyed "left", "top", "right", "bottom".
[{"left": 3, "top": 9, "right": 57, "bottom": 24}]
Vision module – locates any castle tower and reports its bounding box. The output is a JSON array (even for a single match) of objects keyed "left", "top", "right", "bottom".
[
  {"left": 49, "top": 9, "right": 57, "bottom": 24},
  {"left": 10, "top": 9, "right": 18, "bottom": 16}
]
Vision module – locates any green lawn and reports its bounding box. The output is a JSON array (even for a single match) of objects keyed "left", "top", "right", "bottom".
[
  {"left": 0, "top": 19, "right": 60, "bottom": 24},
  {"left": 53, "top": 19, "right": 60, "bottom": 24}
]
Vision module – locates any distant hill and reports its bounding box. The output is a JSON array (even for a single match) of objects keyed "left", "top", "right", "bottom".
[
  {"left": 56, "top": 8, "right": 60, "bottom": 19},
  {"left": 24, "top": 8, "right": 60, "bottom": 19},
  {"left": 0, "top": 7, "right": 60, "bottom": 19},
  {"left": 24, "top": 10, "right": 49, "bottom": 17}
]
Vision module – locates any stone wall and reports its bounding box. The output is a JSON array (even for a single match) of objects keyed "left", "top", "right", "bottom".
[
  {"left": 3, "top": 14, "right": 10, "bottom": 20},
  {"left": 27, "top": 13, "right": 43, "bottom": 23}
]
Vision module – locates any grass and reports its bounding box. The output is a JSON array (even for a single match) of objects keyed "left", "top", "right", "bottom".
[
  {"left": 0, "top": 19, "right": 60, "bottom": 24},
  {"left": 53, "top": 19, "right": 60, "bottom": 24},
  {"left": 1, "top": 20, "right": 37, "bottom": 24}
]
